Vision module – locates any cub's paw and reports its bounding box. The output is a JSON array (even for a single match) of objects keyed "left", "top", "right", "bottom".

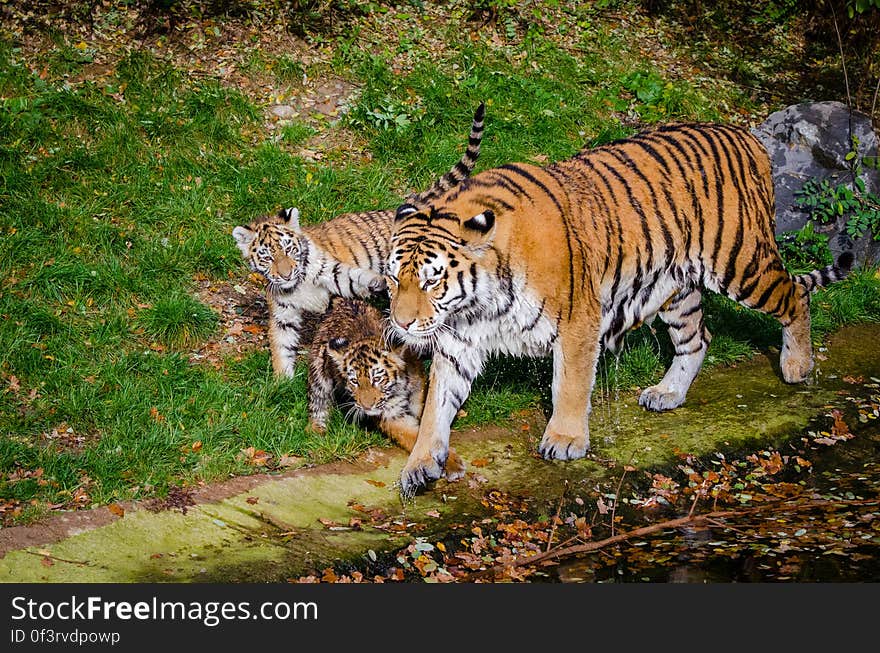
[
  {"left": 367, "top": 275, "right": 388, "bottom": 293},
  {"left": 442, "top": 448, "right": 466, "bottom": 482},
  {"left": 305, "top": 420, "right": 327, "bottom": 435},
  {"left": 399, "top": 452, "right": 446, "bottom": 499},
  {"left": 537, "top": 429, "right": 589, "bottom": 461},
  {"left": 639, "top": 386, "right": 685, "bottom": 412}
]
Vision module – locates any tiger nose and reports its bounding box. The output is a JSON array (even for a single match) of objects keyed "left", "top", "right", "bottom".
[{"left": 395, "top": 318, "right": 416, "bottom": 331}]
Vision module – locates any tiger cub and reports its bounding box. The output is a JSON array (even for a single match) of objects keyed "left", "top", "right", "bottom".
[
  {"left": 308, "top": 297, "right": 465, "bottom": 480},
  {"left": 232, "top": 103, "right": 485, "bottom": 378},
  {"left": 386, "top": 122, "right": 853, "bottom": 495}
]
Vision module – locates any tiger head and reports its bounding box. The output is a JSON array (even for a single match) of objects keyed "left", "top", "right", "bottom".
[
  {"left": 232, "top": 207, "right": 306, "bottom": 291},
  {"left": 326, "top": 336, "right": 417, "bottom": 418},
  {"left": 386, "top": 199, "right": 498, "bottom": 344}
]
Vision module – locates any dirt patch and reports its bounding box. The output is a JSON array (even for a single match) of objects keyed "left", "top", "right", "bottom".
[{"left": 191, "top": 272, "right": 268, "bottom": 367}]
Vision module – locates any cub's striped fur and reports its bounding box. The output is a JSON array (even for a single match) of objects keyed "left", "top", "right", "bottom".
[
  {"left": 232, "top": 103, "right": 485, "bottom": 377},
  {"left": 386, "top": 122, "right": 853, "bottom": 496},
  {"left": 308, "top": 297, "right": 465, "bottom": 479}
]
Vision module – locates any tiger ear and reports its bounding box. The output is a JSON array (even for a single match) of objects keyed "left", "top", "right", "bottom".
[
  {"left": 462, "top": 209, "right": 495, "bottom": 236},
  {"left": 279, "top": 207, "right": 301, "bottom": 230},
  {"left": 396, "top": 204, "right": 419, "bottom": 220},
  {"left": 232, "top": 226, "right": 256, "bottom": 256}
]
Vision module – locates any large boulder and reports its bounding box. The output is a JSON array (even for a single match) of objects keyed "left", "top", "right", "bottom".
[{"left": 751, "top": 100, "right": 880, "bottom": 265}]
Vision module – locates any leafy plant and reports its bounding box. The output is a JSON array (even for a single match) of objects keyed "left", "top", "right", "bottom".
[
  {"left": 794, "top": 136, "right": 880, "bottom": 242},
  {"left": 347, "top": 95, "right": 426, "bottom": 134},
  {"left": 776, "top": 221, "right": 833, "bottom": 272},
  {"left": 621, "top": 70, "right": 696, "bottom": 121}
]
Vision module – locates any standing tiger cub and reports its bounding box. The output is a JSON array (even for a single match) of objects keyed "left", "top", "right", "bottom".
[
  {"left": 232, "top": 103, "right": 485, "bottom": 378},
  {"left": 308, "top": 297, "right": 465, "bottom": 480},
  {"left": 386, "top": 122, "right": 853, "bottom": 496}
]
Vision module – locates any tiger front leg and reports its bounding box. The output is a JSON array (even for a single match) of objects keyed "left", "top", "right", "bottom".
[
  {"left": 268, "top": 297, "right": 303, "bottom": 378},
  {"left": 399, "top": 351, "right": 477, "bottom": 498},
  {"left": 538, "top": 319, "right": 600, "bottom": 461},
  {"left": 306, "top": 352, "right": 334, "bottom": 433}
]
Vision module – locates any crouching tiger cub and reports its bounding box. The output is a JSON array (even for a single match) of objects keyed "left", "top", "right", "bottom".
[
  {"left": 232, "top": 103, "right": 485, "bottom": 377},
  {"left": 386, "top": 121, "right": 853, "bottom": 496},
  {"left": 308, "top": 297, "right": 465, "bottom": 480}
]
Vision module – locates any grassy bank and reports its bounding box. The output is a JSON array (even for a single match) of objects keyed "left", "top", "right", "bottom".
[{"left": 1, "top": 1, "right": 879, "bottom": 523}]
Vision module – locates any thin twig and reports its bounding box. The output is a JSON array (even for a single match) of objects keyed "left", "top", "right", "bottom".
[
  {"left": 494, "top": 498, "right": 878, "bottom": 573},
  {"left": 22, "top": 550, "right": 91, "bottom": 566},
  {"left": 871, "top": 74, "right": 880, "bottom": 124},
  {"left": 830, "top": 4, "right": 852, "bottom": 112},
  {"left": 687, "top": 491, "right": 701, "bottom": 518},
  {"left": 545, "top": 480, "right": 568, "bottom": 553}
]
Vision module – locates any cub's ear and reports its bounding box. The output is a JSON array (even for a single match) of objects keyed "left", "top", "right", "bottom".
[
  {"left": 462, "top": 209, "right": 495, "bottom": 235},
  {"left": 328, "top": 337, "right": 349, "bottom": 352},
  {"left": 395, "top": 204, "right": 419, "bottom": 220},
  {"left": 232, "top": 226, "right": 256, "bottom": 256},
  {"left": 279, "top": 207, "right": 301, "bottom": 230}
]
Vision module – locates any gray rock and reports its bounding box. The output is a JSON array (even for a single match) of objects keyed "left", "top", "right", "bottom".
[
  {"left": 268, "top": 104, "right": 297, "bottom": 120},
  {"left": 751, "top": 100, "right": 880, "bottom": 265}
]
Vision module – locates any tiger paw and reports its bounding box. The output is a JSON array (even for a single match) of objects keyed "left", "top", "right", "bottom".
[
  {"left": 639, "top": 386, "right": 685, "bottom": 412},
  {"left": 781, "top": 351, "right": 813, "bottom": 384},
  {"left": 537, "top": 429, "right": 589, "bottom": 461},
  {"left": 399, "top": 453, "right": 446, "bottom": 499},
  {"left": 442, "top": 448, "right": 466, "bottom": 482}
]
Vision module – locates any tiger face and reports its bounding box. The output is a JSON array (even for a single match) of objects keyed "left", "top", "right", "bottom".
[
  {"left": 386, "top": 203, "right": 497, "bottom": 343},
  {"left": 326, "top": 337, "right": 413, "bottom": 418},
  {"left": 232, "top": 207, "right": 305, "bottom": 291}
]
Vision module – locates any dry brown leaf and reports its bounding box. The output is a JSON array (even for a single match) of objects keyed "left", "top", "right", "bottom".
[
  {"left": 107, "top": 503, "right": 125, "bottom": 518},
  {"left": 365, "top": 479, "right": 386, "bottom": 488}
]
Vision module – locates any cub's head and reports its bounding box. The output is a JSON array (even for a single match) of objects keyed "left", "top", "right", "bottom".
[
  {"left": 232, "top": 207, "right": 305, "bottom": 291},
  {"left": 326, "top": 336, "right": 418, "bottom": 417},
  {"left": 386, "top": 201, "right": 497, "bottom": 343}
]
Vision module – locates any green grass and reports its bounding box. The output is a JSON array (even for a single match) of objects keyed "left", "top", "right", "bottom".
[{"left": 0, "top": 3, "right": 878, "bottom": 523}]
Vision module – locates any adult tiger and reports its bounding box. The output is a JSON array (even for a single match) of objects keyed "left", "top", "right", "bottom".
[
  {"left": 232, "top": 102, "right": 485, "bottom": 377},
  {"left": 386, "top": 122, "right": 853, "bottom": 496}
]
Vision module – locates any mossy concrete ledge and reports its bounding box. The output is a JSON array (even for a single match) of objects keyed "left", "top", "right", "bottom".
[{"left": 1, "top": 325, "right": 878, "bottom": 582}]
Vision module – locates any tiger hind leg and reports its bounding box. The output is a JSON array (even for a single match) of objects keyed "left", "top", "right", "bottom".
[
  {"left": 639, "top": 288, "right": 711, "bottom": 412},
  {"left": 726, "top": 262, "right": 812, "bottom": 383}
]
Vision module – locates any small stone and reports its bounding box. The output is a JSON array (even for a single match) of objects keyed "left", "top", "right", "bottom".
[{"left": 269, "top": 104, "right": 297, "bottom": 119}]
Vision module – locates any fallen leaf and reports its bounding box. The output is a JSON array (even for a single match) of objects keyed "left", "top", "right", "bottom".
[
  {"left": 246, "top": 496, "right": 259, "bottom": 505},
  {"left": 41, "top": 556, "right": 54, "bottom": 567},
  {"left": 471, "top": 457, "right": 489, "bottom": 468},
  {"left": 191, "top": 440, "right": 203, "bottom": 453},
  {"left": 239, "top": 446, "right": 272, "bottom": 467},
  {"left": 277, "top": 454, "right": 303, "bottom": 468},
  {"left": 365, "top": 479, "right": 386, "bottom": 487},
  {"left": 107, "top": 503, "right": 125, "bottom": 517}
]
